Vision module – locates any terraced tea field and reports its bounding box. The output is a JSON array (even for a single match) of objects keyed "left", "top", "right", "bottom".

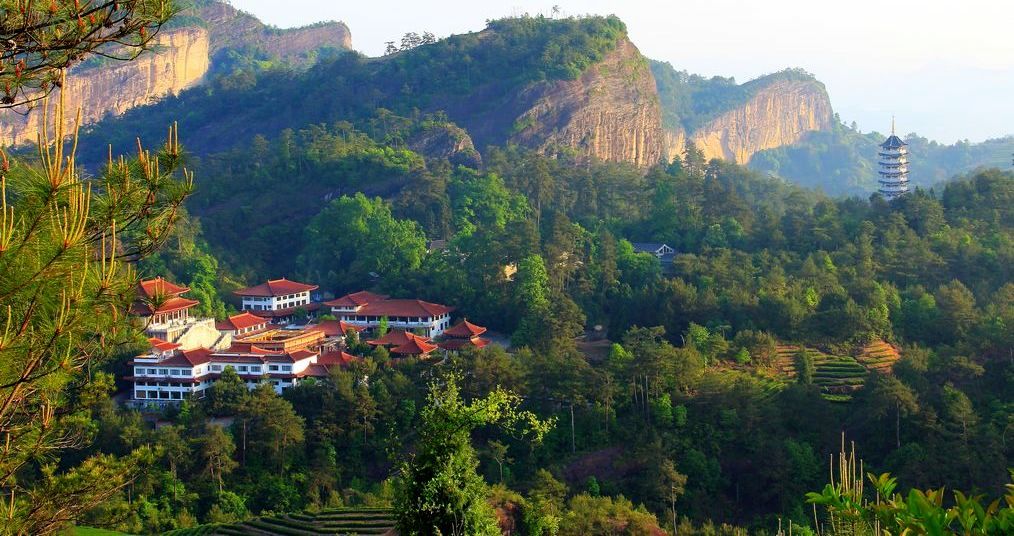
[
  {"left": 165, "top": 508, "right": 397, "bottom": 535},
  {"left": 773, "top": 342, "right": 899, "bottom": 402},
  {"left": 856, "top": 340, "right": 901, "bottom": 372}
]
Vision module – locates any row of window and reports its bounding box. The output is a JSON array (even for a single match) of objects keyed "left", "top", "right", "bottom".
[
  {"left": 246, "top": 294, "right": 307, "bottom": 302},
  {"left": 247, "top": 299, "right": 308, "bottom": 311},
  {"left": 135, "top": 367, "right": 192, "bottom": 376},
  {"left": 207, "top": 364, "right": 292, "bottom": 373},
  {"left": 136, "top": 390, "right": 192, "bottom": 400},
  {"left": 133, "top": 377, "right": 301, "bottom": 400},
  {"left": 342, "top": 315, "right": 436, "bottom": 323}
]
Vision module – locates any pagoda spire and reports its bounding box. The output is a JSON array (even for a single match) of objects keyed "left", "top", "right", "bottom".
[{"left": 878, "top": 118, "right": 909, "bottom": 201}]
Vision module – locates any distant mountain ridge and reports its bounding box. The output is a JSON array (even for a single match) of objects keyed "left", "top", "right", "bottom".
[
  {"left": 62, "top": 13, "right": 832, "bottom": 173},
  {"left": 0, "top": 0, "right": 351, "bottom": 146}
]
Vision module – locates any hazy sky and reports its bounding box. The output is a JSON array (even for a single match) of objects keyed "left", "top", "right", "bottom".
[{"left": 232, "top": 0, "right": 1014, "bottom": 144}]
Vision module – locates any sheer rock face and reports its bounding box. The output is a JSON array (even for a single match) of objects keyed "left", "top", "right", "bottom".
[
  {"left": 499, "top": 38, "right": 831, "bottom": 168},
  {"left": 0, "top": 27, "right": 210, "bottom": 147},
  {"left": 196, "top": 2, "right": 352, "bottom": 59},
  {"left": 507, "top": 38, "right": 668, "bottom": 168},
  {"left": 668, "top": 79, "right": 834, "bottom": 164},
  {"left": 0, "top": 1, "right": 352, "bottom": 146}
]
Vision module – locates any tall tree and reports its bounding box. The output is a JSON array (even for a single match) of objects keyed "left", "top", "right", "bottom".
[
  {"left": 395, "top": 375, "right": 552, "bottom": 536},
  {"left": 0, "top": 94, "right": 190, "bottom": 532},
  {"left": 866, "top": 374, "right": 919, "bottom": 449}
]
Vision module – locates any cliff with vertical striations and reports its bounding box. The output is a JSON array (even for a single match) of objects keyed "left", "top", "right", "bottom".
[
  {"left": 507, "top": 39, "right": 667, "bottom": 168},
  {"left": 666, "top": 78, "right": 834, "bottom": 164},
  {"left": 0, "top": 0, "right": 351, "bottom": 147},
  {"left": 0, "top": 27, "right": 210, "bottom": 147}
]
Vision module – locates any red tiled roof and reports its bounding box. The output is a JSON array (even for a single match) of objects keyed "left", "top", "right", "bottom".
[
  {"left": 443, "top": 319, "right": 487, "bottom": 338},
  {"left": 300, "top": 364, "right": 331, "bottom": 378},
  {"left": 181, "top": 348, "right": 213, "bottom": 366},
  {"left": 308, "top": 320, "right": 364, "bottom": 337},
  {"left": 138, "top": 277, "right": 189, "bottom": 299},
  {"left": 391, "top": 337, "right": 438, "bottom": 356},
  {"left": 206, "top": 354, "right": 268, "bottom": 364},
  {"left": 368, "top": 330, "right": 430, "bottom": 347},
  {"left": 323, "top": 290, "right": 389, "bottom": 308},
  {"left": 148, "top": 337, "right": 180, "bottom": 352},
  {"left": 356, "top": 299, "right": 454, "bottom": 318},
  {"left": 234, "top": 278, "right": 318, "bottom": 297},
  {"left": 317, "top": 350, "right": 359, "bottom": 367},
  {"left": 216, "top": 312, "right": 268, "bottom": 331},
  {"left": 438, "top": 337, "right": 490, "bottom": 351},
  {"left": 288, "top": 349, "right": 318, "bottom": 362},
  {"left": 133, "top": 296, "right": 200, "bottom": 316}
]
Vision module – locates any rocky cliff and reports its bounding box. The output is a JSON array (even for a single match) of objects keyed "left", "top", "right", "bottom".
[
  {"left": 196, "top": 2, "right": 351, "bottom": 60},
  {"left": 0, "top": 1, "right": 351, "bottom": 147},
  {"left": 667, "top": 78, "right": 834, "bottom": 164},
  {"left": 0, "top": 27, "right": 210, "bottom": 147},
  {"left": 495, "top": 40, "right": 831, "bottom": 168},
  {"left": 507, "top": 38, "right": 667, "bottom": 168}
]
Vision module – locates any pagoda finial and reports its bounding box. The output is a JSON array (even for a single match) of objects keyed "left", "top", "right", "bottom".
[{"left": 891, "top": 115, "right": 895, "bottom": 136}]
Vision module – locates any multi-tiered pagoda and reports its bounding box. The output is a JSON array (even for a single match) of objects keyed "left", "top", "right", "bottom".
[{"left": 878, "top": 119, "right": 910, "bottom": 200}]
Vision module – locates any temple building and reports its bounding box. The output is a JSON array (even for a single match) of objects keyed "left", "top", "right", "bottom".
[
  {"left": 368, "top": 330, "right": 439, "bottom": 358},
  {"left": 130, "top": 325, "right": 346, "bottom": 405},
  {"left": 878, "top": 119, "right": 910, "bottom": 200},
  {"left": 438, "top": 319, "right": 491, "bottom": 351},
  {"left": 325, "top": 291, "right": 454, "bottom": 337},
  {"left": 132, "top": 277, "right": 228, "bottom": 350},
  {"left": 215, "top": 312, "right": 269, "bottom": 337},
  {"left": 127, "top": 277, "right": 484, "bottom": 406},
  {"left": 234, "top": 278, "right": 320, "bottom": 322}
]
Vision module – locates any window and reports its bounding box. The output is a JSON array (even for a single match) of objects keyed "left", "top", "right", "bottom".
[
  {"left": 211, "top": 365, "right": 222, "bottom": 371},
  {"left": 250, "top": 366, "right": 261, "bottom": 373},
  {"left": 171, "top": 392, "right": 181, "bottom": 400},
  {"left": 135, "top": 391, "right": 146, "bottom": 399},
  {"left": 148, "top": 368, "right": 157, "bottom": 374},
  {"left": 281, "top": 365, "right": 292, "bottom": 372},
  {"left": 238, "top": 366, "right": 248, "bottom": 372},
  {"left": 268, "top": 365, "right": 279, "bottom": 371},
  {"left": 158, "top": 368, "right": 169, "bottom": 375}
]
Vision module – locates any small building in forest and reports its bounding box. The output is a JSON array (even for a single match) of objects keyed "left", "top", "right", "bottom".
[
  {"left": 133, "top": 277, "right": 227, "bottom": 351},
  {"left": 438, "top": 319, "right": 491, "bottom": 352},
  {"left": 324, "top": 291, "right": 454, "bottom": 338},
  {"left": 234, "top": 278, "right": 320, "bottom": 323}
]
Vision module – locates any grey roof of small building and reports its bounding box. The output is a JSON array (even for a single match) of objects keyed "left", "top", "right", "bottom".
[{"left": 631, "top": 242, "right": 671, "bottom": 253}]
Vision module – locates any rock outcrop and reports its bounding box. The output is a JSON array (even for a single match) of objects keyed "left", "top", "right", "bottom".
[
  {"left": 507, "top": 38, "right": 667, "bottom": 168},
  {"left": 0, "top": 1, "right": 351, "bottom": 147},
  {"left": 489, "top": 38, "right": 831, "bottom": 168},
  {"left": 406, "top": 123, "right": 482, "bottom": 168},
  {"left": 0, "top": 27, "right": 210, "bottom": 147},
  {"left": 196, "top": 2, "right": 351, "bottom": 60},
  {"left": 666, "top": 78, "right": 833, "bottom": 164}
]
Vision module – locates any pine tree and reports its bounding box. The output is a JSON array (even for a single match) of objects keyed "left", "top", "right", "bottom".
[
  {"left": 0, "top": 1, "right": 176, "bottom": 106},
  {"left": 0, "top": 87, "right": 191, "bottom": 532}
]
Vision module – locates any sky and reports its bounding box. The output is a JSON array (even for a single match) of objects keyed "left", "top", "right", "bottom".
[{"left": 231, "top": 0, "right": 1014, "bottom": 144}]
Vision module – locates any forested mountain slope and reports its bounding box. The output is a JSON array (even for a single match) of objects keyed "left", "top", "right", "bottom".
[
  {"left": 750, "top": 119, "right": 1014, "bottom": 196},
  {"left": 69, "top": 14, "right": 835, "bottom": 171}
]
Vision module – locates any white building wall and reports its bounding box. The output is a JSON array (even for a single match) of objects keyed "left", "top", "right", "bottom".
[{"left": 242, "top": 291, "right": 310, "bottom": 312}]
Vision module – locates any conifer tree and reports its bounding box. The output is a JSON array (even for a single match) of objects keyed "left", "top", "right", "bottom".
[
  {"left": 0, "top": 88, "right": 191, "bottom": 532},
  {"left": 0, "top": 0, "right": 176, "bottom": 106}
]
